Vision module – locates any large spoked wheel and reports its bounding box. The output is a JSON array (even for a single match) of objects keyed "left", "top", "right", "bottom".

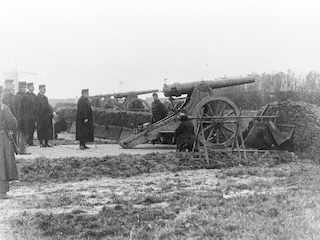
[{"left": 192, "top": 96, "right": 239, "bottom": 149}]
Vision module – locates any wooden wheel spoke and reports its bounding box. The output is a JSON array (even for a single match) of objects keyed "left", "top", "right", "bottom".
[
  {"left": 219, "top": 128, "right": 229, "bottom": 141},
  {"left": 214, "top": 128, "right": 219, "bottom": 143},
  {"left": 207, "top": 128, "right": 215, "bottom": 141},
  {"left": 203, "top": 124, "right": 212, "bottom": 132},
  {"left": 214, "top": 101, "right": 218, "bottom": 115},
  {"left": 218, "top": 103, "right": 227, "bottom": 116},
  {"left": 224, "top": 110, "right": 236, "bottom": 117},
  {"left": 221, "top": 125, "right": 235, "bottom": 134},
  {"left": 217, "top": 128, "right": 228, "bottom": 144},
  {"left": 206, "top": 103, "right": 215, "bottom": 116}
]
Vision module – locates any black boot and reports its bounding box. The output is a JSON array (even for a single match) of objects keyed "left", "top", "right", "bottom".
[
  {"left": 28, "top": 140, "right": 37, "bottom": 146},
  {"left": 39, "top": 140, "right": 45, "bottom": 147},
  {"left": 45, "top": 140, "right": 53, "bottom": 147},
  {"left": 79, "top": 141, "right": 86, "bottom": 150}
]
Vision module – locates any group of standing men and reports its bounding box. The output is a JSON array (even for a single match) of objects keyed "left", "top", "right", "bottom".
[
  {"left": 2, "top": 79, "right": 53, "bottom": 154},
  {"left": 1, "top": 80, "right": 196, "bottom": 154}
]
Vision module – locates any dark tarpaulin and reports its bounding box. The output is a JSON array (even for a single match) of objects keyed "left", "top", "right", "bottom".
[{"left": 244, "top": 121, "right": 295, "bottom": 151}]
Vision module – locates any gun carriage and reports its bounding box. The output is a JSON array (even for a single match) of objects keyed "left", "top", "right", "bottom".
[{"left": 119, "top": 77, "right": 255, "bottom": 148}]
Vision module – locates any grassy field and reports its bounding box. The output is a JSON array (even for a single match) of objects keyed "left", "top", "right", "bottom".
[{"left": 6, "top": 151, "right": 320, "bottom": 239}]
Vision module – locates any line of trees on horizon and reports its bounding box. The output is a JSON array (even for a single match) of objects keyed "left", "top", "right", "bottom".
[{"left": 214, "top": 69, "right": 320, "bottom": 110}]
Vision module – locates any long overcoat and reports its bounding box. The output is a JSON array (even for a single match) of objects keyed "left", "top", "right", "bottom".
[
  {"left": 36, "top": 93, "right": 53, "bottom": 140},
  {"left": 26, "top": 92, "right": 37, "bottom": 132},
  {"left": 13, "top": 91, "right": 29, "bottom": 133},
  {"left": 0, "top": 104, "right": 18, "bottom": 181},
  {"left": 151, "top": 99, "right": 166, "bottom": 123},
  {"left": 76, "top": 96, "right": 94, "bottom": 142}
]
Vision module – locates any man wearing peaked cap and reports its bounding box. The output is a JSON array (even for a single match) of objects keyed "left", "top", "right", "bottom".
[
  {"left": 13, "top": 81, "right": 30, "bottom": 154},
  {"left": 26, "top": 82, "right": 37, "bottom": 146},
  {"left": 76, "top": 89, "right": 94, "bottom": 150},
  {"left": 4, "top": 79, "right": 14, "bottom": 90},
  {"left": 36, "top": 84, "right": 53, "bottom": 147},
  {"left": 3, "top": 79, "right": 15, "bottom": 113},
  {"left": 151, "top": 92, "right": 166, "bottom": 124},
  {"left": 26, "top": 82, "right": 34, "bottom": 89}
]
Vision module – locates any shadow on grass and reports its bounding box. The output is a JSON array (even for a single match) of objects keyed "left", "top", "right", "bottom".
[{"left": 13, "top": 204, "right": 176, "bottom": 240}]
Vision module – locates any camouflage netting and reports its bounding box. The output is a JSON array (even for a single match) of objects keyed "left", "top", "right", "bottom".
[
  {"left": 262, "top": 100, "right": 320, "bottom": 155},
  {"left": 92, "top": 108, "right": 152, "bottom": 127},
  {"left": 55, "top": 107, "right": 152, "bottom": 132}
]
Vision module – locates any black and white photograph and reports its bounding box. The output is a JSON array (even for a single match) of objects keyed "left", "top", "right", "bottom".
[{"left": 1, "top": 0, "right": 320, "bottom": 239}]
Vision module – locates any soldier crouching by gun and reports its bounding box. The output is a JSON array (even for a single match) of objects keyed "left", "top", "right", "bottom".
[
  {"left": 175, "top": 111, "right": 196, "bottom": 152},
  {"left": 0, "top": 86, "right": 19, "bottom": 199}
]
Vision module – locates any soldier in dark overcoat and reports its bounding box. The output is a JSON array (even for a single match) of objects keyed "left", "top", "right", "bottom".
[
  {"left": 151, "top": 92, "right": 166, "bottom": 123},
  {"left": 76, "top": 89, "right": 94, "bottom": 149},
  {"left": 2, "top": 79, "right": 15, "bottom": 113},
  {"left": 175, "top": 111, "right": 196, "bottom": 152},
  {"left": 0, "top": 85, "right": 19, "bottom": 199},
  {"left": 36, "top": 85, "right": 53, "bottom": 147},
  {"left": 26, "top": 82, "right": 37, "bottom": 146},
  {"left": 13, "top": 82, "right": 30, "bottom": 154}
]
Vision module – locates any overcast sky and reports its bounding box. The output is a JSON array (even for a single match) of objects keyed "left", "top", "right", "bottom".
[{"left": 0, "top": 0, "right": 320, "bottom": 98}]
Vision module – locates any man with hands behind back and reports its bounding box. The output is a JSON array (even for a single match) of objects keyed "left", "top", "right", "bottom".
[{"left": 76, "top": 89, "right": 94, "bottom": 150}]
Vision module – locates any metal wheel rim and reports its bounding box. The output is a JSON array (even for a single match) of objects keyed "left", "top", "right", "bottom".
[{"left": 192, "top": 96, "right": 239, "bottom": 149}]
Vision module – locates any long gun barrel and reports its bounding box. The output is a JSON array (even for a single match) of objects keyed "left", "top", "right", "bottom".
[
  {"left": 113, "top": 89, "right": 159, "bottom": 99},
  {"left": 90, "top": 89, "right": 159, "bottom": 99},
  {"left": 90, "top": 94, "right": 114, "bottom": 99},
  {"left": 163, "top": 77, "right": 255, "bottom": 97}
]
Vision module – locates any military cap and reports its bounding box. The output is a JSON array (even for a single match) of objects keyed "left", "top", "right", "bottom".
[
  {"left": 152, "top": 92, "right": 158, "bottom": 97},
  {"left": 81, "top": 89, "right": 89, "bottom": 94},
  {"left": 18, "top": 82, "right": 27, "bottom": 88},
  {"left": 4, "top": 79, "right": 14, "bottom": 84},
  {"left": 178, "top": 111, "right": 188, "bottom": 121},
  {"left": 0, "top": 86, "right": 3, "bottom": 94},
  {"left": 39, "top": 84, "right": 46, "bottom": 89},
  {"left": 27, "top": 82, "right": 34, "bottom": 87}
]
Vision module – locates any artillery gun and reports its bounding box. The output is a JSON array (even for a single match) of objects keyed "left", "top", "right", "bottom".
[
  {"left": 90, "top": 89, "right": 159, "bottom": 112},
  {"left": 119, "top": 77, "right": 255, "bottom": 148}
]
